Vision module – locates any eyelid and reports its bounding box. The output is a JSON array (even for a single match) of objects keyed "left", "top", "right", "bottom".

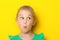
[
  {"left": 19, "top": 16, "right": 32, "bottom": 19},
  {"left": 19, "top": 16, "right": 24, "bottom": 18},
  {"left": 27, "top": 17, "right": 31, "bottom": 18},
  {"left": 27, "top": 17, "right": 31, "bottom": 19},
  {"left": 19, "top": 17, "right": 24, "bottom": 19}
]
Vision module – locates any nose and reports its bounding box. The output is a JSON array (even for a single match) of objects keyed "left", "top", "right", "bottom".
[{"left": 24, "top": 19, "right": 27, "bottom": 24}]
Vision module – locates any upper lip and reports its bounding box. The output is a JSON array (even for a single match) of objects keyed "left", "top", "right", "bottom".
[{"left": 24, "top": 26, "right": 27, "bottom": 28}]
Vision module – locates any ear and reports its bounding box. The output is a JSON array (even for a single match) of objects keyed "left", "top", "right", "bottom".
[{"left": 33, "top": 20, "right": 37, "bottom": 26}]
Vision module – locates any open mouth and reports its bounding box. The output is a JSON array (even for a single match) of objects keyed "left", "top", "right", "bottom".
[{"left": 24, "top": 26, "right": 27, "bottom": 28}]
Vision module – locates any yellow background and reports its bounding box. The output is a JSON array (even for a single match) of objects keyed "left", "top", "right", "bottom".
[{"left": 0, "top": 0, "right": 60, "bottom": 40}]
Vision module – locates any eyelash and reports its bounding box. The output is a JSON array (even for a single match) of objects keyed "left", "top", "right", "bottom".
[
  {"left": 19, "top": 17, "right": 31, "bottom": 20},
  {"left": 20, "top": 17, "right": 24, "bottom": 19},
  {"left": 27, "top": 17, "right": 31, "bottom": 20}
]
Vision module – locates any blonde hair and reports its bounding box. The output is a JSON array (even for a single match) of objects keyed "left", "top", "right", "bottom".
[{"left": 16, "top": 5, "right": 36, "bottom": 20}]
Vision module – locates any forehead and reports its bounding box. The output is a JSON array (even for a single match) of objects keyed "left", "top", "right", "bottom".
[{"left": 18, "top": 9, "right": 33, "bottom": 16}]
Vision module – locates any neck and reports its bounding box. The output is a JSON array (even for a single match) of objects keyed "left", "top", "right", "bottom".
[
  {"left": 22, "top": 31, "right": 32, "bottom": 35},
  {"left": 20, "top": 30, "right": 33, "bottom": 37}
]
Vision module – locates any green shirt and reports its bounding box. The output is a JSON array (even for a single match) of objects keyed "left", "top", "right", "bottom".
[{"left": 8, "top": 33, "right": 44, "bottom": 40}]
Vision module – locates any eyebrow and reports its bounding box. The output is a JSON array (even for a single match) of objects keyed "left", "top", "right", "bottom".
[{"left": 29, "top": 15, "right": 33, "bottom": 16}]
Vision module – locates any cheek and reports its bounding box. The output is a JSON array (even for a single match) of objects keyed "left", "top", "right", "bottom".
[
  {"left": 27, "top": 22, "right": 33, "bottom": 31},
  {"left": 27, "top": 20, "right": 34, "bottom": 26},
  {"left": 18, "top": 20, "right": 24, "bottom": 29},
  {"left": 18, "top": 20, "right": 24, "bottom": 26}
]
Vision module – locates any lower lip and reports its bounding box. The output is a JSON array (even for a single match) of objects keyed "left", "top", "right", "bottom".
[{"left": 24, "top": 26, "right": 27, "bottom": 28}]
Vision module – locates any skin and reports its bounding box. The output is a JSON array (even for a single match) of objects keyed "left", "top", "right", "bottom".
[{"left": 16, "top": 9, "right": 36, "bottom": 40}]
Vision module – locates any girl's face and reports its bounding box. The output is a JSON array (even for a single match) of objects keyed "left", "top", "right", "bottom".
[{"left": 17, "top": 9, "right": 35, "bottom": 33}]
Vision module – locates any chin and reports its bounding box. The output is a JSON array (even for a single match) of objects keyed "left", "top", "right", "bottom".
[{"left": 23, "top": 30, "right": 29, "bottom": 33}]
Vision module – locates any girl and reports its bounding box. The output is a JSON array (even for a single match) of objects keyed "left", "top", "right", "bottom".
[{"left": 9, "top": 6, "right": 44, "bottom": 40}]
